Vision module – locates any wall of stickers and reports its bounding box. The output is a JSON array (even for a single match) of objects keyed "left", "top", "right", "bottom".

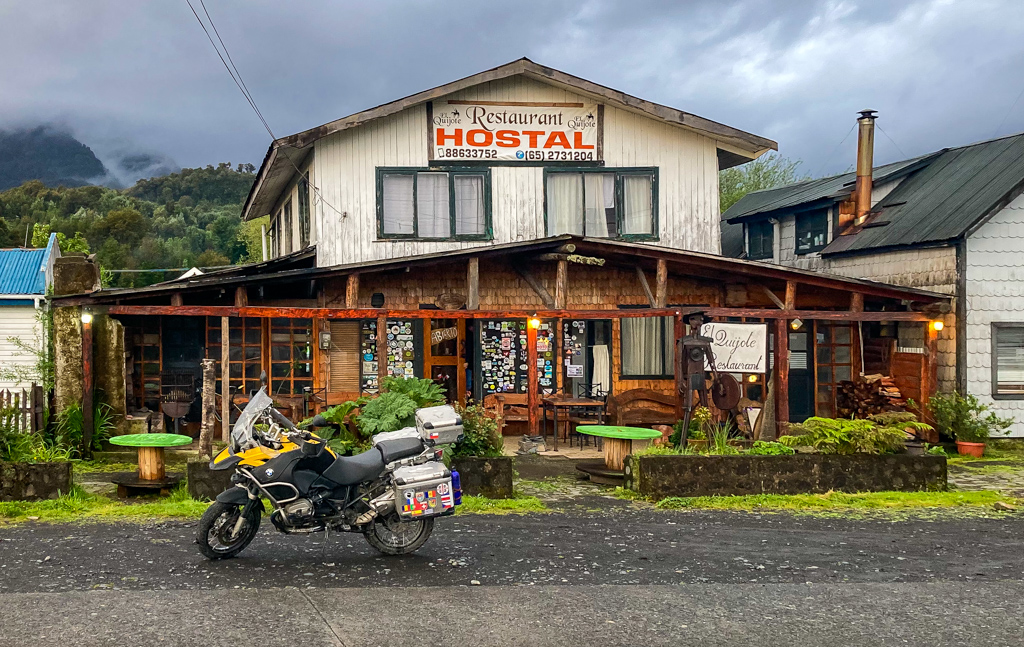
[
  {"left": 477, "top": 319, "right": 557, "bottom": 396},
  {"left": 360, "top": 319, "right": 422, "bottom": 392}
]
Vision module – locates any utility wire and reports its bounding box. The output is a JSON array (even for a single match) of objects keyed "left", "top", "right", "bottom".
[
  {"left": 184, "top": 0, "right": 345, "bottom": 218},
  {"left": 875, "top": 122, "right": 907, "bottom": 159},
  {"left": 993, "top": 82, "right": 1024, "bottom": 140},
  {"left": 814, "top": 122, "right": 856, "bottom": 179}
]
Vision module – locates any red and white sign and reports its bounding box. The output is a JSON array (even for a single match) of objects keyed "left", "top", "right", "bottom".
[{"left": 430, "top": 101, "right": 600, "bottom": 163}]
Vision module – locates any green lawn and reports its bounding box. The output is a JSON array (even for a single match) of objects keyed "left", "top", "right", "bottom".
[
  {"left": 654, "top": 490, "right": 1017, "bottom": 512},
  {"left": 454, "top": 493, "right": 548, "bottom": 515},
  {"left": 0, "top": 486, "right": 210, "bottom": 525}
]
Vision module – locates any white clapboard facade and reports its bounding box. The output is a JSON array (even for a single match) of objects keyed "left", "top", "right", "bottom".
[
  {"left": 0, "top": 233, "right": 60, "bottom": 390},
  {"left": 243, "top": 59, "right": 776, "bottom": 267}
]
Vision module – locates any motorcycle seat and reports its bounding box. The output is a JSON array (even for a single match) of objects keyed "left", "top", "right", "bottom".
[
  {"left": 322, "top": 447, "right": 386, "bottom": 486},
  {"left": 376, "top": 436, "right": 425, "bottom": 463}
]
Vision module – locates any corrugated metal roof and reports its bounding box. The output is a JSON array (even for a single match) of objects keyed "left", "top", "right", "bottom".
[
  {"left": 0, "top": 248, "right": 48, "bottom": 295},
  {"left": 722, "top": 156, "right": 931, "bottom": 221},
  {"left": 822, "top": 133, "right": 1024, "bottom": 255}
]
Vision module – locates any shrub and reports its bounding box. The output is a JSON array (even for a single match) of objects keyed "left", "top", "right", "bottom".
[
  {"left": 381, "top": 377, "right": 446, "bottom": 408},
  {"left": 781, "top": 417, "right": 905, "bottom": 455},
  {"left": 747, "top": 441, "right": 795, "bottom": 456},
  {"left": 928, "top": 392, "right": 1013, "bottom": 444},
  {"left": 356, "top": 391, "right": 418, "bottom": 436},
  {"left": 450, "top": 402, "right": 503, "bottom": 459},
  {"left": 668, "top": 407, "right": 711, "bottom": 445}
]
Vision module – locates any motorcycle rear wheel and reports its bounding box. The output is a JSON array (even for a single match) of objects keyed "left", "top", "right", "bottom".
[
  {"left": 196, "top": 501, "right": 261, "bottom": 560},
  {"left": 364, "top": 513, "right": 434, "bottom": 555}
]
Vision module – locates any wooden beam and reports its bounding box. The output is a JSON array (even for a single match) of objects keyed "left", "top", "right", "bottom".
[
  {"left": 760, "top": 285, "right": 786, "bottom": 310},
  {"left": 655, "top": 259, "right": 668, "bottom": 308},
  {"left": 105, "top": 304, "right": 934, "bottom": 322},
  {"left": 467, "top": 258, "right": 479, "bottom": 310},
  {"left": 536, "top": 252, "right": 605, "bottom": 265},
  {"left": 345, "top": 274, "right": 360, "bottom": 308},
  {"left": 674, "top": 312, "right": 684, "bottom": 420},
  {"left": 784, "top": 280, "right": 797, "bottom": 311},
  {"left": 234, "top": 286, "right": 248, "bottom": 307},
  {"left": 774, "top": 317, "right": 789, "bottom": 430},
  {"left": 170, "top": 293, "right": 183, "bottom": 307},
  {"left": 81, "top": 316, "right": 94, "bottom": 459},
  {"left": 376, "top": 314, "right": 387, "bottom": 388},
  {"left": 220, "top": 315, "right": 230, "bottom": 442},
  {"left": 555, "top": 259, "right": 568, "bottom": 309},
  {"left": 850, "top": 292, "right": 864, "bottom": 312},
  {"left": 636, "top": 267, "right": 656, "bottom": 307},
  {"left": 527, "top": 321, "right": 539, "bottom": 438},
  {"left": 516, "top": 268, "right": 555, "bottom": 308}
]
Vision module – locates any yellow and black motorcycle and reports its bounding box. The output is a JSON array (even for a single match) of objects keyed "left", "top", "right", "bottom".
[{"left": 196, "top": 380, "right": 463, "bottom": 560}]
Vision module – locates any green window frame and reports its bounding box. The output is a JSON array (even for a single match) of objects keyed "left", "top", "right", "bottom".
[
  {"left": 795, "top": 209, "right": 828, "bottom": 254},
  {"left": 376, "top": 167, "right": 492, "bottom": 241},
  {"left": 543, "top": 167, "right": 659, "bottom": 241},
  {"left": 747, "top": 220, "right": 774, "bottom": 260}
]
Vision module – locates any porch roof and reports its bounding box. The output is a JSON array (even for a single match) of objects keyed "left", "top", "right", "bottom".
[{"left": 53, "top": 236, "right": 948, "bottom": 308}]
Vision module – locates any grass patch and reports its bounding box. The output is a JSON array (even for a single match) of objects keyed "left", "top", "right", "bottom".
[
  {"left": 0, "top": 485, "right": 209, "bottom": 525},
  {"left": 72, "top": 460, "right": 140, "bottom": 474},
  {"left": 455, "top": 493, "right": 548, "bottom": 515},
  {"left": 654, "top": 490, "right": 1017, "bottom": 512}
]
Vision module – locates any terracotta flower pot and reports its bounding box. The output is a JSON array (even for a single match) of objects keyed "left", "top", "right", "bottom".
[{"left": 956, "top": 441, "right": 985, "bottom": 457}]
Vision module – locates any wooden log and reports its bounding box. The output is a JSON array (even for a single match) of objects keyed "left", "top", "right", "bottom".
[
  {"left": 516, "top": 268, "right": 555, "bottom": 308},
  {"left": 467, "top": 258, "right": 479, "bottom": 310},
  {"left": 199, "top": 358, "right": 216, "bottom": 460},
  {"left": 234, "top": 286, "right": 248, "bottom": 307},
  {"left": 220, "top": 315, "right": 230, "bottom": 442},
  {"left": 82, "top": 315, "right": 94, "bottom": 459},
  {"left": 345, "top": 274, "right": 360, "bottom": 308},
  {"left": 636, "top": 266, "right": 656, "bottom": 306},
  {"left": 674, "top": 312, "right": 684, "bottom": 420},
  {"left": 604, "top": 438, "right": 631, "bottom": 471},
  {"left": 655, "top": 259, "right": 668, "bottom": 308},
  {"left": 170, "top": 293, "right": 183, "bottom": 307},
  {"left": 138, "top": 446, "right": 166, "bottom": 481},
  {"left": 850, "top": 292, "right": 864, "bottom": 312},
  {"left": 760, "top": 285, "right": 786, "bottom": 309},
  {"left": 784, "top": 280, "right": 796, "bottom": 311},
  {"left": 555, "top": 259, "right": 568, "bottom": 309}
]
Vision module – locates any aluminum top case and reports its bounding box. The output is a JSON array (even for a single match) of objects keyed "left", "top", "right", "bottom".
[
  {"left": 370, "top": 427, "right": 420, "bottom": 447},
  {"left": 415, "top": 405, "right": 464, "bottom": 446}
]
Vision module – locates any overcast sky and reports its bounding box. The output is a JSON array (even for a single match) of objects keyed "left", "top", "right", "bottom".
[{"left": 2, "top": 0, "right": 1023, "bottom": 180}]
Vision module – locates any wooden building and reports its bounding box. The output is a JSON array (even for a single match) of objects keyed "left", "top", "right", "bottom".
[{"left": 51, "top": 62, "right": 949, "bottom": 438}]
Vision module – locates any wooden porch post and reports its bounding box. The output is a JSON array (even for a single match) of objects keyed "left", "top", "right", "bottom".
[
  {"left": 376, "top": 313, "right": 387, "bottom": 387},
  {"left": 655, "top": 259, "right": 668, "bottom": 308},
  {"left": 467, "top": 258, "right": 479, "bottom": 310},
  {"left": 674, "top": 311, "right": 684, "bottom": 419},
  {"left": 346, "top": 274, "right": 360, "bottom": 308},
  {"left": 923, "top": 322, "right": 939, "bottom": 412},
  {"left": 527, "top": 320, "right": 539, "bottom": 437},
  {"left": 220, "top": 315, "right": 230, "bottom": 442},
  {"left": 81, "top": 313, "right": 94, "bottom": 459},
  {"left": 784, "top": 280, "right": 796, "bottom": 311},
  {"left": 774, "top": 317, "right": 790, "bottom": 430}
]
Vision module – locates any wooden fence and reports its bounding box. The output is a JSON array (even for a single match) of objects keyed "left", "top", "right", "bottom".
[{"left": 0, "top": 384, "right": 46, "bottom": 433}]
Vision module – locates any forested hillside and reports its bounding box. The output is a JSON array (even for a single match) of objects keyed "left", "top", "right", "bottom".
[{"left": 0, "top": 163, "right": 265, "bottom": 288}]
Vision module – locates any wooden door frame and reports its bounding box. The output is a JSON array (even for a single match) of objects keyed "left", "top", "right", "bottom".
[{"left": 423, "top": 318, "right": 467, "bottom": 405}]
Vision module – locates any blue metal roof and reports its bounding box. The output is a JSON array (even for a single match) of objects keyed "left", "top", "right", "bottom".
[{"left": 0, "top": 233, "right": 56, "bottom": 295}]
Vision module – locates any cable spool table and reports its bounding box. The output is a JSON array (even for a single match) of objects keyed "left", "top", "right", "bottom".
[
  {"left": 108, "top": 433, "right": 193, "bottom": 497},
  {"left": 574, "top": 425, "right": 663, "bottom": 485}
]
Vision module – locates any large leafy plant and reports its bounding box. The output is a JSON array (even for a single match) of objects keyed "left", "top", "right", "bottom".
[
  {"left": 927, "top": 392, "right": 1012, "bottom": 443},
  {"left": 449, "top": 402, "right": 503, "bottom": 459},
  {"left": 380, "top": 377, "right": 446, "bottom": 408},
  {"left": 781, "top": 417, "right": 905, "bottom": 455}
]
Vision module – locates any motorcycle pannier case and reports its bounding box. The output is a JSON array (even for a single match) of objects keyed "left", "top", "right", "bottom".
[
  {"left": 415, "top": 405, "right": 464, "bottom": 446},
  {"left": 393, "top": 463, "right": 455, "bottom": 519},
  {"left": 371, "top": 427, "right": 420, "bottom": 447}
]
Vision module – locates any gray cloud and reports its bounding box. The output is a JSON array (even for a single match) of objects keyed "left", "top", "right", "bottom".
[{"left": 1, "top": 0, "right": 1022, "bottom": 178}]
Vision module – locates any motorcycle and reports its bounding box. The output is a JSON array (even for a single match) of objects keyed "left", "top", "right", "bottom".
[{"left": 196, "top": 379, "right": 464, "bottom": 560}]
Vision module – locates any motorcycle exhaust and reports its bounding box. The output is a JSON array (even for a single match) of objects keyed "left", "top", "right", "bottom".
[{"left": 355, "top": 491, "right": 396, "bottom": 525}]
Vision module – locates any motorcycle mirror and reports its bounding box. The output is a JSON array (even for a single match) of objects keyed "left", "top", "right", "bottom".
[{"left": 260, "top": 370, "right": 267, "bottom": 387}]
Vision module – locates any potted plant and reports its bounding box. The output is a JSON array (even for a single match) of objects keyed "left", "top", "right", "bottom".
[
  {"left": 928, "top": 392, "right": 1012, "bottom": 457},
  {"left": 449, "top": 402, "right": 512, "bottom": 499}
]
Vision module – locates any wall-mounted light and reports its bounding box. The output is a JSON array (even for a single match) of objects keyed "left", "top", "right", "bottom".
[
  {"left": 528, "top": 317, "right": 541, "bottom": 329},
  {"left": 80, "top": 312, "right": 93, "bottom": 325},
  {"left": 747, "top": 374, "right": 758, "bottom": 383},
  {"left": 930, "top": 320, "right": 944, "bottom": 332},
  {"left": 790, "top": 318, "right": 803, "bottom": 330}
]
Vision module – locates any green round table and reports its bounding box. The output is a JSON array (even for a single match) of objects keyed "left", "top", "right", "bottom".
[
  {"left": 575, "top": 425, "right": 663, "bottom": 471},
  {"left": 109, "top": 433, "right": 193, "bottom": 482}
]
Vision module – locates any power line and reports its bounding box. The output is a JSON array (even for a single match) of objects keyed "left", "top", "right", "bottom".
[
  {"left": 814, "top": 123, "right": 856, "bottom": 178},
  {"left": 184, "top": 0, "right": 345, "bottom": 218},
  {"left": 875, "top": 122, "right": 907, "bottom": 159},
  {"left": 993, "top": 82, "right": 1024, "bottom": 139}
]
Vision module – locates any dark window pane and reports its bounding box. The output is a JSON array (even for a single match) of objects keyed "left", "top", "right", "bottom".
[
  {"left": 834, "top": 327, "right": 851, "bottom": 344},
  {"left": 271, "top": 363, "right": 292, "bottom": 378},
  {"left": 245, "top": 328, "right": 261, "bottom": 344},
  {"left": 835, "top": 346, "right": 852, "bottom": 364},
  {"left": 795, "top": 210, "right": 828, "bottom": 253},
  {"left": 229, "top": 346, "right": 242, "bottom": 361},
  {"left": 835, "top": 365, "right": 852, "bottom": 382}
]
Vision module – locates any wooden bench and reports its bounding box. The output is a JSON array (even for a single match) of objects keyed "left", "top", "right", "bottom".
[
  {"left": 482, "top": 393, "right": 530, "bottom": 436},
  {"left": 605, "top": 389, "right": 678, "bottom": 428}
]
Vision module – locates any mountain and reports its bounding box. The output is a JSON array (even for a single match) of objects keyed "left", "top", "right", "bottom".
[{"left": 0, "top": 127, "right": 109, "bottom": 191}]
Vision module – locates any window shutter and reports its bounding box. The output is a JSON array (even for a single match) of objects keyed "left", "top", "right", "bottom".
[{"left": 329, "top": 321, "right": 361, "bottom": 392}]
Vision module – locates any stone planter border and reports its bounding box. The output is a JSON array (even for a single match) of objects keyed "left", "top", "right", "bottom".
[
  {"left": 624, "top": 454, "right": 947, "bottom": 499},
  {"left": 0, "top": 461, "right": 73, "bottom": 501},
  {"left": 452, "top": 456, "right": 514, "bottom": 499}
]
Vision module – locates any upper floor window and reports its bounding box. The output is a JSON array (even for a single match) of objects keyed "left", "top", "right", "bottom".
[
  {"left": 283, "top": 200, "right": 294, "bottom": 253},
  {"left": 545, "top": 168, "right": 657, "bottom": 239},
  {"left": 377, "top": 168, "right": 490, "bottom": 240},
  {"left": 747, "top": 220, "right": 774, "bottom": 260},
  {"left": 298, "top": 178, "right": 311, "bottom": 248},
  {"left": 270, "top": 213, "right": 280, "bottom": 258},
  {"left": 795, "top": 210, "right": 828, "bottom": 254}
]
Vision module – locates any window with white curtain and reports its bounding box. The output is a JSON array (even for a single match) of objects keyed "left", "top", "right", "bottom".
[
  {"left": 993, "top": 324, "right": 1024, "bottom": 396},
  {"left": 379, "top": 169, "right": 489, "bottom": 240},
  {"left": 546, "top": 169, "right": 657, "bottom": 239},
  {"left": 620, "top": 315, "right": 674, "bottom": 378}
]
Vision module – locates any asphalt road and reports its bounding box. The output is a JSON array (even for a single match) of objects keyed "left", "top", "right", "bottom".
[{"left": 1, "top": 508, "right": 1022, "bottom": 646}]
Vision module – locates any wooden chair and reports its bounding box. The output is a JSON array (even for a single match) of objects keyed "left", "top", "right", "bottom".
[
  {"left": 482, "top": 393, "right": 530, "bottom": 436},
  {"left": 605, "top": 388, "right": 678, "bottom": 428}
]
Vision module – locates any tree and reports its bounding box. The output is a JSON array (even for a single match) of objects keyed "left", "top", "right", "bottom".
[{"left": 720, "top": 154, "right": 808, "bottom": 212}]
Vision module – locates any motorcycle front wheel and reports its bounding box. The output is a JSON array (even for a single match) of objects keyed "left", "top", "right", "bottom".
[
  {"left": 364, "top": 513, "right": 434, "bottom": 555},
  {"left": 196, "top": 501, "right": 261, "bottom": 560}
]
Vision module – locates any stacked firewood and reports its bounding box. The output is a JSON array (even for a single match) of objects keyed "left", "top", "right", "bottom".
[{"left": 836, "top": 374, "right": 905, "bottom": 418}]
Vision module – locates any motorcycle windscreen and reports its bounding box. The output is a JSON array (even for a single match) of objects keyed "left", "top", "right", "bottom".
[{"left": 231, "top": 387, "right": 274, "bottom": 452}]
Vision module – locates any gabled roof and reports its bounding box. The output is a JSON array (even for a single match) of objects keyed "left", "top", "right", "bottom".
[
  {"left": 242, "top": 58, "right": 777, "bottom": 220},
  {"left": 723, "top": 155, "right": 933, "bottom": 222},
  {"left": 721, "top": 131, "right": 1024, "bottom": 257},
  {"left": 0, "top": 233, "right": 58, "bottom": 296}
]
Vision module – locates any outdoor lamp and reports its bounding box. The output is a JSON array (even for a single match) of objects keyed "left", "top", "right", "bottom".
[
  {"left": 528, "top": 317, "right": 541, "bottom": 329},
  {"left": 789, "top": 318, "right": 803, "bottom": 330},
  {"left": 930, "top": 320, "right": 944, "bottom": 332},
  {"left": 747, "top": 374, "right": 758, "bottom": 383},
  {"left": 80, "top": 311, "right": 93, "bottom": 324}
]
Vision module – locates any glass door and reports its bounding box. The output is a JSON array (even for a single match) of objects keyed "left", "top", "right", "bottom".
[{"left": 424, "top": 318, "right": 466, "bottom": 404}]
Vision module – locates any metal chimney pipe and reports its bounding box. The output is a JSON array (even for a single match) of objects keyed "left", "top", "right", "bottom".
[{"left": 854, "top": 109, "right": 877, "bottom": 224}]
